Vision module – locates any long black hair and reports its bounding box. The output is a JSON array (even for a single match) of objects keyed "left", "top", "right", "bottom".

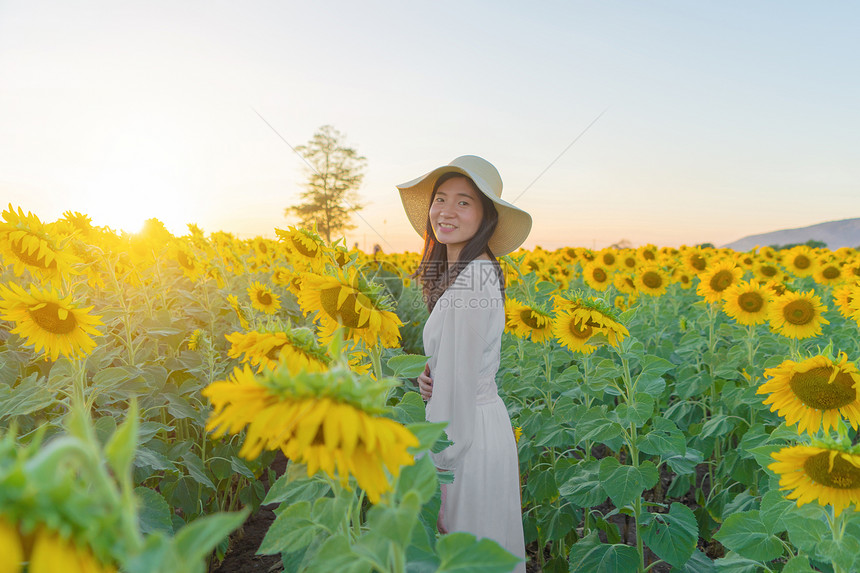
[{"left": 410, "top": 172, "right": 506, "bottom": 313}]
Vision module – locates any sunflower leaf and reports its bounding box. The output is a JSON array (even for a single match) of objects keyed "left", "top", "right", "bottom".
[{"left": 713, "top": 510, "right": 784, "bottom": 562}]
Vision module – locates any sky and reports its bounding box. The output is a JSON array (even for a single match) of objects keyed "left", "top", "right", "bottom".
[{"left": 1, "top": 1, "right": 859, "bottom": 252}]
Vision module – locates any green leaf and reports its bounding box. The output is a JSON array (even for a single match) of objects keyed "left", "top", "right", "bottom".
[
  {"left": 713, "top": 510, "right": 783, "bottom": 562},
  {"left": 641, "top": 503, "right": 698, "bottom": 569},
  {"left": 670, "top": 549, "right": 714, "bottom": 573},
  {"left": 576, "top": 407, "right": 624, "bottom": 446},
  {"left": 387, "top": 354, "right": 429, "bottom": 379},
  {"left": 135, "top": 486, "right": 173, "bottom": 534},
  {"left": 712, "top": 551, "right": 760, "bottom": 572},
  {"left": 539, "top": 503, "right": 578, "bottom": 542},
  {"left": 663, "top": 448, "right": 703, "bottom": 476},
  {"left": 781, "top": 555, "right": 816, "bottom": 573},
  {"left": 782, "top": 504, "right": 829, "bottom": 554},
  {"left": 395, "top": 454, "right": 439, "bottom": 505},
  {"left": 105, "top": 400, "right": 139, "bottom": 478},
  {"left": 759, "top": 490, "right": 794, "bottom": 535},
  {"left": 173, "top": 509, "right": 248, "bottom": 567},
  {"left": 181, "top": 452, "right": 216, "bottom": 491},
  {"left": 568, "top": 531, "right": 639, "bottom": 573},
  {"left": 526, "top": 469, "right": 558, "bottom": 503},
  {"left": 408, "top": 422, "right": 452, "bottom": 454},
  {"left": 263, "top": 473, "right": 330, "bottom": 506},
  {"left": 392, "top": 391, "right": 426, "bottom": 426},
  {"left": 598, "top": 458, "right": 658, "bottom": 509},
  {"left": 229, "top": 456, "right": 256, "bottom": 479},
  {"left": 259, "top": 501, "right": 318, "bottom": 554},
  {"left": 435, "top": 532, "right": 523, "bottom": 573},
  {"left": 135, "top": 446, "right": 178, "bottom": 472},
  {"left": 304, "top": 533, "right": 371, "bottom": 573},
  {"left": 699, "top": 415, "right": 737, "bottom": 440},
  {"left": 614, "top": 394, "right": 655, "bottom": 428},
  {"left": 559, "top": 459, "right": 606, "bottom": 508}
]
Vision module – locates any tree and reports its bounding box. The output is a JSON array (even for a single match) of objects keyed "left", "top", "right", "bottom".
[{"left": 285, "top": 125, "right": 367, "bottom": 243}]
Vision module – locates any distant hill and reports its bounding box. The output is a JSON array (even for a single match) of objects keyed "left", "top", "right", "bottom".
[{"left": 723, "top": 218, "right": 860, "bottom": 251}]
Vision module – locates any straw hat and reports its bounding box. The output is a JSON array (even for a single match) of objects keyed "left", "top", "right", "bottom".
[{"left": 396, "top": 155, "right": 532, "bottom": 256}]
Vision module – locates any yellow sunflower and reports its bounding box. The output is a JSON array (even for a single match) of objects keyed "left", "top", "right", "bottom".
[
  {"left": 619, "top": 250, "right": 638, "bottom": 271},
  {"left": 596, "top": 248, "right": 620, "bottom": 270},
  {"left": 670, "top": 268, "right": 694, "bottom": 290},
  {"left": 1, "top": 517, "right": 23, "bottom": 573},
  {"left": 226, "top": 294, "right": 250, "bottom": 330},
  {"left": 513, "top": 426, "right": 523, "bottom": 444},
  {"left": 722, "top": 279, "right": 771, "bottom": 325},
  {"left": 758, "top": 246, "right": 778, "bottom": 261},
  {"left": 768, "top": 290, "right": 829, "bottom": 339},
  {"left": 636, "top": 244, "right": 659, "bottom": 265},
  {"left": 504, "top": 298, "right": 553, "bottom": 343},
  {"left": 0, "top": 283, "right": 102, "bottom": 361},
  {"left": 681, "top": 247, "right": 710, "bottom": 275},
  {"left": 813, "top": 259, "right": 843, "bottom": 286},
  {"left": 247, "top": 281, "right": 281, "bottom": 315},
  {"left": 734, "top": 251, "right": 757, "bottom": 271},
  {"left": 757, "top": 354, "right": 860, "bottom": 434},
  {"left": 171, "top": 242, "right": 204, "bottom": 281},
  {"left": 769, "top": 445, "right": 860, "bottom": 516},
  {"left": 552, "top": 298, "right": 629, "bottom": 353},
  {"left": 833, "top": 284, "right": 860, "bottom": 319},
  {"left": 296, "top": 267, "right": 402, "bottom": 348},
  {"left": 188, "top": 329, "right": 203, "bottom": 351},
  {"left": 784, "top": 246, "right": 819, "bottom": 278},
  {"left": 696, "top": 259, "right": 743, "bottom": 303},
  {"left": 29, "top": 528, "right": 117, "bottom": 573},
  {"left": 753, "top": 261, "right": 785, "bottom": 283},
  {"left": 276, "top": 225, "right": 326, "bottom": 270},
  {"left": 581, "top": 262, "right": 613, "bottom": 292},
  {"left": 843, "top": 262, "right": 860, "bottom": 284},
  {"left": 635, "top": 265, "right": 670, "bottom": 296},
  {"left": 203, "top": 364, "right": 418, "bottom": 504},
  {"left": 226, "top": 329, "right": 331, "bottom": 373},
  {"left": 0, "top": 205, "right": 80, "bottom": 286},
  {"left": 613, "top": 273, "right": 638, "bottom": 295}
]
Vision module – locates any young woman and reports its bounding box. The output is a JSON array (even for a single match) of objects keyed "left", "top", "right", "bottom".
[{"left": 397, "top": 155, "right": 532, "bottom": 572}]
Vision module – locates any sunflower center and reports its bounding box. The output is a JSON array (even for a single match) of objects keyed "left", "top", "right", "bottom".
[
  {"left": 642, "top": 271, "right": 663, "bottom": 289},
  {"left": 789, "top": 367, "right": 857, "bottom": 410},
  {"left": 602, "top": 254, "right": 616, "bottom": 266},
  {"left": 292, "top": 236, "right": 318, "bottom": 258},
  {"left": 691, "top": 255, "right": 706, "bottom": 271},
  {"left": 319, "top": 287, "right": 370, "bottom": 329},
  {"left": 625, "top": 277, "right": 636, "bottom": 289},
  {"left": 822, "top": 266, "right": 840, "bottom": 280},
  {"left": 257, "top": 291, "right": 273, "bottom": 305},
  {"left": 10, "top": 237, "right": 57, "bottom": 270},
  {"left": 794, "top": 255, "right": 811, "bottom": 270},
  {"left": 259, "top": 242, "right": 268, "bottom": 254},
  {"left": 709, "top": 270, "right": 735, "bottom": 292},
  {"left": 28, "top": 302, "right": 78, "bottom": 334},
  {"left": 265, "top": 342, "right": 289, "bottom": 361},
  {"left": 850, "top": 267, "right": 860, "bottom": 278},
  {"left": 782, "top": 299, "right": 814, "bottom": 325},
  {"left": 592, "top": 268, "right": 608, "bottom": 282},
  {"left": 642, "top": 250, "right": 655, "bottom": 261},
  {"left": 527, "top": 261, "right": 540, "bottom": 271},
  {"left": 519, "top": 309, "right": 542, "bottom": 329},
  {"left": 760, "top": 265, "right": 778, "bottom": 277},
  {"left": 568, "top": 320, "right": 593, "bottom": 340},
  {"left": 803, "top": 451, "right": 860, "bottom": 489},
  {"left": 738, "top": 292, "right": 764, "bottom": 313}
]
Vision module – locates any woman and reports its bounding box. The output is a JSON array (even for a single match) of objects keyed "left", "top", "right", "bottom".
[{"left": 397, "top": 155, "right": 531, "bottom": 572}]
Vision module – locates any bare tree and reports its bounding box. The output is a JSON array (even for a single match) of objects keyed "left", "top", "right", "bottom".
[{"left": 285, "top": 125, "right": 367, "bottom": 243}]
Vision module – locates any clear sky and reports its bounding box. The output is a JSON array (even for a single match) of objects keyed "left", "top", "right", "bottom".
[{"left": 1, "top": 1, "right": 858, "bottom": 252}]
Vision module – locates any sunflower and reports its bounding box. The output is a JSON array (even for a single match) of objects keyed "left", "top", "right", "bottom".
[
  {"left": 833, "top": 284, "right": 860, "bottom": 319},
  {"left": 696, "top": 259, "right": 743, "bottom": 303},
  {"left": 203, "top": 364, "right": 418, "bottom": 503},
  {"left": 843, "top": 262, "right": 860, "bottom": 283},
  {"left": 0, "top": 283, "right": 102, "bottom": 361},
  {"left": 758, "top": 246, "right": 778, "bottom": 261},
  {"left": 226, "top": 329, "right": 331, "bottom": 373},
  {"left": 226, "top": 294, "right": 250, "bottom": 330},
  {"left": 670, "top": 268, "right": 694, "bottom": 290},
  {"left": 171, "top": 242, "right": 204, "bottom": 281},
  {"left": 768, "top": 290, "right": 829, "bottom": 339},
  {"left": 247, "top": 281, "right": 281, "bottom": 315},
  {"left": 769, "top": 445, "right": 860, "bottom": 516},
  {"left": 813, "top": 259, "right": 843, "bottom": 286},
  {"left": 636, "top": 244, "right": 659, "bottom": 264},
  {"left": 596, "top": 248, "right": 619, "bottom": 270},
  {"left": 276, "top": 225, "right": 326, "bottom": 270},
  {"left": 613, "top": 273, "right": 638, "bottom": 295},
  {"left": 296, "top": 266, "right": 402, "bottom": 348},
  {"left": 188, "top": 329, "right": 203, "bottom": 351},
  {"left": 513, "top": 426, "right": 523, "bottom": 444},
  {"left": 681, "top": 247, "right": 710, "bottom": 275},
  {"left": 757, "top": 354, "right": 860, "bottom": 434},
  {"left": 734, "top": 251, "right": 757, "bottom": 271},
  {"left": 619, "top": 251, "right": 638, "bottom": 271},
  {"left": 635, "top": 265, "right": 670, "bottom": 296},
  {"left": 504, "top": 298, "right": 553, "bottom": 343},
  {"left": 753, "top": 261, "right": 785, "bottom": 282},
  {"left": 784, "top": 246, "right": 819, "bottom": 278},
  {"left": 722, "top": 280, "right": 771, "bottom": 325},
  {"left": 29, "top": 528, "right": 117, "bottom": 573},
  {"left": 552, "top": 297, "right": 629, "bottom": 353},
  {"left": 1, "top": 517, "right": 23, "bottom": 572},
  {"left": 0, "top": 205, "right": 80, "bottom": 286},
  {"left": 581, "top": 262, "right": 612, "bottom": 292}
]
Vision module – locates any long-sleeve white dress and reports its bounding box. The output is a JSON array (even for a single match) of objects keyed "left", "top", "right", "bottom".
[{"left": 423, "top": 259, "right": 526, "bottom": 572}]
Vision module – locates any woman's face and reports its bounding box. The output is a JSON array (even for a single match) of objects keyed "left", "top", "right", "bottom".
[{"left": 429, "top": 176, "right": 484, "bottom": 256}]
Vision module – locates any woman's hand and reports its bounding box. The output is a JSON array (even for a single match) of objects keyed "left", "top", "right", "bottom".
[
  {"left": 437, "top": 483, "right": 448, "bottom": 534},
  {"left": 418, "top": 362, "right": 433, "bottom": 401}
]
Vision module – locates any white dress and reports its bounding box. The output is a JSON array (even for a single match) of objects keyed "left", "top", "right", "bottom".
[{"left": 423, "top": 259, "right": 526, "bottom": 572}]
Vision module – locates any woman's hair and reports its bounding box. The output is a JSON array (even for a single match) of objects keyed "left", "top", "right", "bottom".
[{"left": 410, "top": 172, "right": 506, "bottom": 313}]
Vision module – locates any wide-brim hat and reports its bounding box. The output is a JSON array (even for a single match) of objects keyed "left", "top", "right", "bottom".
[{"left": 396, "top": 155, "right": 532, "bottom": 256}]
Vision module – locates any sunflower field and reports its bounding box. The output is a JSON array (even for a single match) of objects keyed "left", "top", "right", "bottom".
[{"left": 3, "top": 204, "right": 860, "bottom": 573}]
